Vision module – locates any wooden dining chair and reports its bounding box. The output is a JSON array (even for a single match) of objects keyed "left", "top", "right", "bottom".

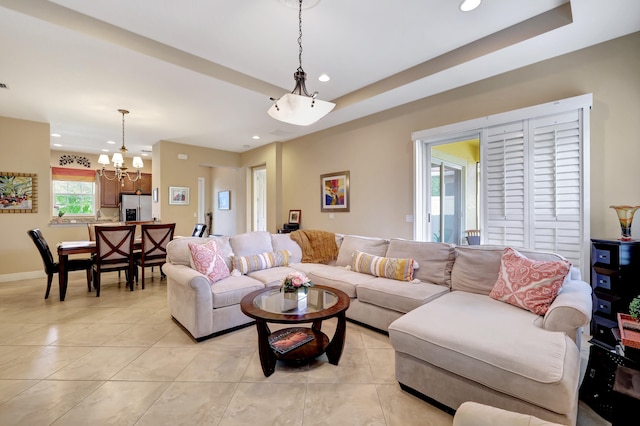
[
  {"left": 136, "top": 223, "right": 175, "bottom": 288},
  {"left": 192, "top": 223, "right": 207, "bottom": 237},
  {"left": 27, "top": 228, "right": 93, "bottom": 299},
  {"left": 93, "top": 225, "right": 136, "bottom": 297}
]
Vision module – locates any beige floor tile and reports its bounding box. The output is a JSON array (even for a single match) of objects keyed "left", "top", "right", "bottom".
[
  {"left": 136, "top": 381, "right": 237, "bottom": 426},
  {"left": 47, "top": 346, "right": 147, "bottom": 381},
  {"left": 152, "top": 328, "right": 199, "bottom": 347},
  {"left": 50, "top": 323, "right": 133, "bottom": 346},
  {"left": 241, "top": 351, "right": 310, "bottom": 383},
  {"left": 361, "top": 327, "right": 394, "bottom": 349},
  {"left": 219, "top": 382, "right": 306, "bottom": 426},
  {"left": 52, "top": 381, "right": 168, "bottom": 425},
  {"left": 7, "top": 323, "right": 88, "bottom": 346},
  {"left": 376, "top": 383, "right": 453, "bottom": 426},
  {"left": 176, "top": 347, "right": 254, "bottom": 382},
  {"left": 0, "top": 345, "right": 94, "bottom": 379},
  {"left": 94, "top": 307, "right": 158, "bottom": 324},
  {"left": 0, "top": 379, "right": 39, "bottom": 404},
  {"left": 0, "top": 322, "right": 46, "bottom": 341},
  {"left": 304, "top": 383, "right": 387, "bottom": 425},
  {"left": 367, "top": 348, "right": 396, "bottom": 383},
  {"left": 307, "top": 348, "right": 374, "bottom": 383},
  {"left": 103, "top": 322, "right": 173, "bottom": 346},
  {"left": 0, "top": 380, "right": 103, "bottom": 425},
  {"left": 111, "top": 346, "right": 199, "bottom": 381}
]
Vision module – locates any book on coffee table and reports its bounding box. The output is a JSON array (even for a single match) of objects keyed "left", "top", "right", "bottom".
[{"left": 269, "top": 329, "right": 314, "bottom": 354}]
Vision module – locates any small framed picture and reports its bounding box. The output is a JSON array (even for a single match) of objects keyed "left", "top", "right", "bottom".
[
  {"left": 218, "top": 190, "right": 230, "bottom": 210},
  {"left": 321, "top": 171, "right": 350, "bottom": 212},
  {"left": 169, "top": 186, "right": 189, "bottom": 205},
  {"left": 288, "top": 209, "right": 301, "bottom": 224}
]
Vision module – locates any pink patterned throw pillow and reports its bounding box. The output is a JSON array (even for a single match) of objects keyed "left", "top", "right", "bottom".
[
  {"left": 188, "top": 240, "right": 230, "bottom": 284},
  {"left": 489, "top": 247, "right": 570, "bottom": 315}
]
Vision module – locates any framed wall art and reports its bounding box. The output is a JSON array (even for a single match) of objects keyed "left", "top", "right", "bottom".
[
  {"left": 169, "top": 186, "right": 189, "bottom": 205},
  {"left": 0, "top": 172, "right": 37, "bottom": 213},
  {"left": 321, "top": 171, "right": 349, "bottom": 212},
  {"left": 218, "top": 190, "right": 230, "bottom": 210}
]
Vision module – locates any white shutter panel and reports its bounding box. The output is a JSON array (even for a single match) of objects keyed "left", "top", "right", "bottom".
[
  {"left": 531, "top": 110, "right": 583, "bottom": 268},
  {"left": 483, "top": 120, "right": 527, "bottom": 247}
]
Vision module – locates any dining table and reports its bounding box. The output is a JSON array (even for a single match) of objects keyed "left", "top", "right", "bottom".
[{"left": 56, "top": 239, "right": 141, "bottom": 301}]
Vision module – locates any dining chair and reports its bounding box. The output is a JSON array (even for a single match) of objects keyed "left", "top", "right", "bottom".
[
  {"left": 87, "top": 222, "right": 121, "bottom": 241},
  {"left": 93, "top": 224, "right": 136, "bottom": 297},
  {"left": 27, "top": 228, "right": 93, "bottom": 299},
  {"left": 136, "top": 223, "right": 175, "bottom": 288},
  {"left": 192, "top": 223, "right": 207, "bottom": 237}
]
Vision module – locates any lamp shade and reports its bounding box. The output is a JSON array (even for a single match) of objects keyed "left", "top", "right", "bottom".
[
  {"left": 98, "top": 154, "right": 110, "bottom": 165},
  {"left": 268, "top": 93, "right": 335, "bottom": 126},
  {"left": 111, "top": 152, "right": 124, "bottom": 166},
  {"left": 132, "top": 156, "right": 144, "bottom": 169}
]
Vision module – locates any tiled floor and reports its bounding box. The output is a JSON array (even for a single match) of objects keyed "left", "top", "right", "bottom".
[{"left": 0, "top": 271, "right": 610, "bottom": 425}]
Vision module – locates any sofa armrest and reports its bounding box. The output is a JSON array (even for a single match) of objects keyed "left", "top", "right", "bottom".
[
  {"left": 453, "top": 401, "right": 563, "bottom": 426},
  {"left": 162, "top": 263, "right": 214, "bottom": 339},
  {"left": 542, "top": 280, "right": 592, "bottom": 343}
]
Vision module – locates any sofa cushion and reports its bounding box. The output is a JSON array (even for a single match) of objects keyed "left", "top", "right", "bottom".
[
  {"left": 389, "top": 291, "right": 579, "bottom": 414},
  {"left": 232, "top": 250, "right": 290, "bottom": 274},
  {"left": 210, "top": 275, "right": 265, "bottom": 309},
  {"left": 386, "top": 239, "right": 455, "bottom": 287},
  {"left": 356, "top": 278, "right": 449, "bottom": 314},
  {"left": 336, "top": 235, "right": 389, "bottom": 267},
  {"left": 306, "top": 265, "right": 377, "bottom": 298},
  {"left": 489, "top": 248, "right": 571, "bottom": 315},
  {"left": 167, "top": 236, "right": 233, "bottom": 269},
  {"left": 188, "top": 240, "right": 230, "bottom": 283},
  {"left": 451, "top": 246, "right": 568, "bottom": 295},
  {"left": 230, "top": 231, "right": 273, "bottom": 257},
  {"left": 351, "top": 250, "right": 415, "bottom": 281},
  {"left": 271, "top": 234, "right": 303, "bottom": 263},
  {"left": 248, "top": 266, "right": 301, "bottom": 287}
]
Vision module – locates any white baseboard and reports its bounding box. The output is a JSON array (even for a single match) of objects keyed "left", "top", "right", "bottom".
[{"left": 0, "top": 270, "right": 45, "bottom": 283}]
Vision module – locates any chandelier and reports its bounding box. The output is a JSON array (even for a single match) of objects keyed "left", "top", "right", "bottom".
[
  {"left": 97, "top": 109, "right": 143, "bottom": 186},
  {"left": 267, "top": 0, "right": 335, "bottom": 126}
]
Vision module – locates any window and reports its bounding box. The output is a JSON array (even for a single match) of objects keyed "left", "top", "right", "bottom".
[
  {"left": 51, "top": 167, "right": 97, "bottom": 217},
  {"left": 413, "top": 94, "right": 591, "bottom": 276}
]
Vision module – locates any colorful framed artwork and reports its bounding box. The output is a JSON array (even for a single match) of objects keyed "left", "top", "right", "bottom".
[
  {"left": 218, "top": 190, "right": 230, "bottom": 210},
  {"left": 169, "top": 186, "right": 189, "bottom": 205},
  {"left": 0, "top": 172, "right": 37, "bottom": 213},
  {"left": 288, "top": 209, "right": 301, "bottom": 224},
  {"left": 321, "top": 171, "right": 349, "bottom": 212}
]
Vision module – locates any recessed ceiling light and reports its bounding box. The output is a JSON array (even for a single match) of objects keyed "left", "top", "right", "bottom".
[
  {"left": 459, "top": 0, "right": 481, "bottom": 12},
  {"left": 107, "top": 140, "right": 116, "bottom": 144},
  {"left": 51, "top": 133, "right": 61, "bottom": 138},
  {"left": 141, "top": 153, "right": 148, "bottom": 157},
  {"left": 252, "top": 135, "right": 260, "bottom": 140},
  {"left": 52, "top": 143, "right": 62, "bottom": 147},
  {"left": 101, "top": 149, "right": 109, "bottom": 152},
  {"left": 318, "top": 74, "right": 330, "bottom": 82}
]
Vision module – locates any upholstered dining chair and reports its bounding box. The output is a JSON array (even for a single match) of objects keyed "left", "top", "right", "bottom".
[
  {"left": 92, "top": 224, "right": 136, "bottom": 297},
  {"left": 136, "top": 222, "right": 175, "bottom": 288},
  {"left": 27, "top": 228, "right": 93, "bottom": 299},
  {"left": 192, "top": 223, "right": 207, "bottom": 237}
]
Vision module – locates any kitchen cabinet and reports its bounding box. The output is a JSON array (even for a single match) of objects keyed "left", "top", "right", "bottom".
[
  {"left": 119, "top": 172, "right": 152, "bottom": 194},
  {"left": 99, "top": 172, "right": 152, "bottom": 207}
]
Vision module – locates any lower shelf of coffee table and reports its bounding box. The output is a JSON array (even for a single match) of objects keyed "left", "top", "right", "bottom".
[{"left": 270, "top": 327, "right": 330, "bottom": 363}]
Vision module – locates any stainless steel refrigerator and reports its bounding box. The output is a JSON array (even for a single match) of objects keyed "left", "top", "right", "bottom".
[{"left": 120, "top": 194, "right": 152, "bottom": 222}]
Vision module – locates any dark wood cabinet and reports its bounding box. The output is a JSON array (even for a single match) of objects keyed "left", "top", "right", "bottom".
[
  {"left": 99, "top": 171, "right": 120, "bottom": 208},
  {"left": 100, "top": 172, "right": 152, "bottom": 207},
  {"left": 590, "top": 238, "right": 640, "bottom": 348}
]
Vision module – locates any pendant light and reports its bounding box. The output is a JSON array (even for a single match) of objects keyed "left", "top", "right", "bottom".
[{"left": 97, "top": 109, "right": 143, "bottom": 186}]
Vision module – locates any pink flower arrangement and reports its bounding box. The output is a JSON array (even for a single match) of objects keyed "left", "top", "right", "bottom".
[{"left": 281, "top": 272, "right": 313, "bottom": 293}]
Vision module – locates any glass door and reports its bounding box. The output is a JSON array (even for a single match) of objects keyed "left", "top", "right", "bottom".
[{"left": 430, "top": 161, "right": 463, "bottom": 244}]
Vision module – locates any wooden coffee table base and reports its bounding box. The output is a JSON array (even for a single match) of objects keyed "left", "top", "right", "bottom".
[{"left": 255, "top": 311, "right": 347, "bottom": 377}]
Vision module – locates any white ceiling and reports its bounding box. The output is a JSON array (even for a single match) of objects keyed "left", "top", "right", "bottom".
[{"left": 0, "top": 0, "right": 638, "bottom": 158}]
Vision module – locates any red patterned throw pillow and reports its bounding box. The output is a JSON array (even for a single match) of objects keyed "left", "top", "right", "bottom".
[
  {"left": 188, "top": 240, "right": 230, "bottom": 284},
  {"left": 489, "top": 247, "right": 570, "bottom": 315}
]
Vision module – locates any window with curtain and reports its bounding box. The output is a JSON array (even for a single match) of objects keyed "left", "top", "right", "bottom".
[{"left": 51, "top": 167, "right": 97, "bottom": 216}]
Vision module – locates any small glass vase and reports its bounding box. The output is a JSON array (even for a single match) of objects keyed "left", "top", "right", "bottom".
[{"left": 610, "top": 205, "right": 640, "bottom": 241}]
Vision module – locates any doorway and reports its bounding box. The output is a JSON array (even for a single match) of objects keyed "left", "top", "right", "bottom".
[
  {"left": 430, "top": 160, "right": 463, "bottom": 243},
  {"left": 252, "top": 166, "right": 266, "bottom": 232}
]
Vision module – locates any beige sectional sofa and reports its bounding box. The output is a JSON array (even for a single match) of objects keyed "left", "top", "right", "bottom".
[{"left": 162, "top": 231, "right": 592, "bottom": 426}]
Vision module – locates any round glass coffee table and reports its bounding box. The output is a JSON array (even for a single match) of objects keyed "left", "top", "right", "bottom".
[{"left": 240, "top": 284, "right": 350, "bottom": 377}]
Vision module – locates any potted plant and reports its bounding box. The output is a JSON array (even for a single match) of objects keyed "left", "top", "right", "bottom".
[
  {"left": 630, "top": 295, "right": 640, "bottom": 322},
  {"left": 56, "top": 209, "right": 65, "bottom": 223}
]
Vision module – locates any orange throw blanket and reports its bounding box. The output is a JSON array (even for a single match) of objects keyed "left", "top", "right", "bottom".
[{"left": 290, "top": 230, "right": 338, "bottom": 264}]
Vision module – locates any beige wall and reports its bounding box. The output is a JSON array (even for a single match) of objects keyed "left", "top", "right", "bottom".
[{"left": 279, "top": 32, "right": 640, "bottom": 240}]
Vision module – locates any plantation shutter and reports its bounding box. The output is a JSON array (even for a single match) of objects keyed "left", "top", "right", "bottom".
[
  {"left": 530, "top": 110, "right": 583, "bottom": 266},
  {"left": 483, "top": 120, "right": 527, "bottom": 247}
]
